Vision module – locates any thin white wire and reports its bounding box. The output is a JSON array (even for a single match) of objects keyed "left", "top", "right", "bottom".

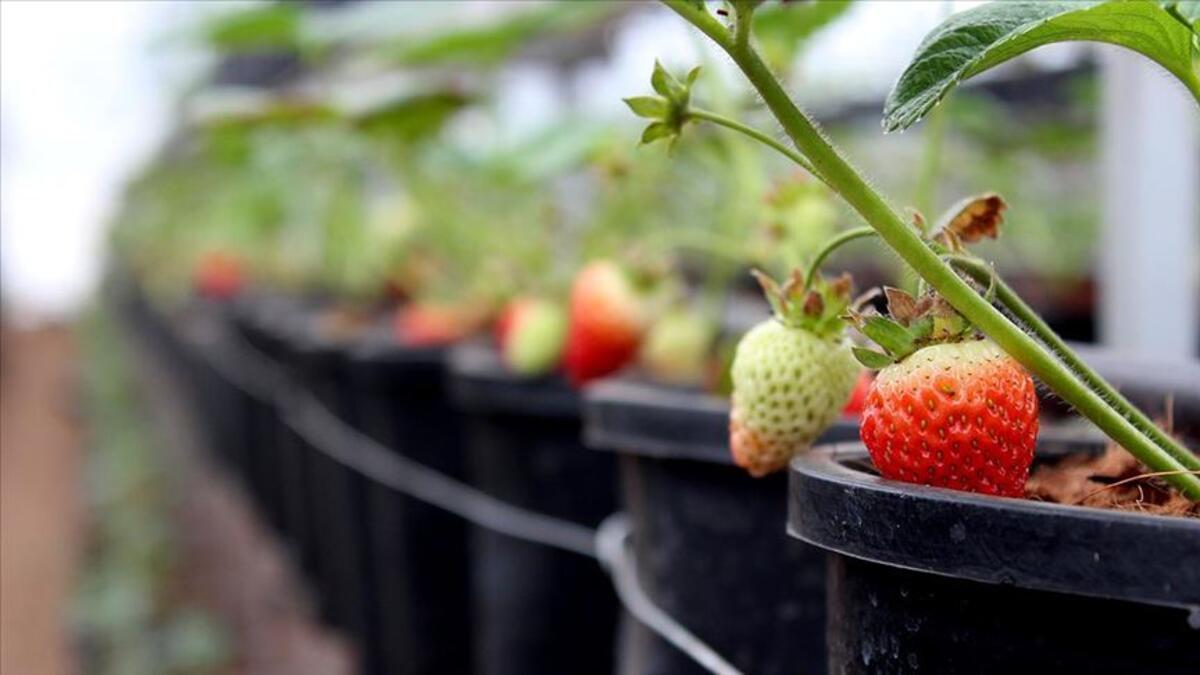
[
  {"left": 185, "top": 317, "right": 742, "bottom": 675},
  {"left": 596, "top": 515, "right": 744, "bottom": 675},
  {"left": 285, "top": 391, "right": 599, "bottom": 558}
]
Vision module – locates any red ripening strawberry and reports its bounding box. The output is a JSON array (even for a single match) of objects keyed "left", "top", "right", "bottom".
[
  {"left": 394, "top": 303, "right": 480, "bottom": 347},
  {"left": 493, "top": 299, "right": 523, "bottom": 347},
  {"left": 563, "top": 260, "right": 647, "bottom": 386},
  {"left": 853, "top": 287, "right": 1039, "bottom": 497},
  {"left": 841, "top": 371, "right": 873, "bottom": 417},
  {"left": 194, "top": 251, "right": 245, "bottom": 300}
]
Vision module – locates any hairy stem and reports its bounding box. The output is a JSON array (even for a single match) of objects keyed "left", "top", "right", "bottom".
[
  {"left": 805, "top": 227, "right": 876, "bottom": 290},
  {"left": 949, "top": 256, "right": 1200, "bottom": 472},
  {"left": 686, "top": 108, "right": 821, "bottom": 180},
  {"left": 662, "top": 0, "right": 1200, "bottom": 499}
]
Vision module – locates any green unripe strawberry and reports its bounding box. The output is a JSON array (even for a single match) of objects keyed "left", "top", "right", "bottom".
[
  {"left": 639, "top": 309, "right": 716, "bottom": 386},
  {"left": 729, "top": 270, "right": 862, "bottom": 477},
  {"left": 500, "top": 298, "right": 568, "bottom": 376}
]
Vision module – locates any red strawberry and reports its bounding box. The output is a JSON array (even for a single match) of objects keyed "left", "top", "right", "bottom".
[
  {"left": 493, "top": 299, "right": 524, "bottom": 347},
  {"left": 853, "top": 287, "right": 1038, "bottom": 497},
  {"left": 861, "top": 340, "right": 1038, "bottom": 496},
  {"left": 841, "top": 371, "right": 873, "bottom": 417},
  {"left": 563, "top": 261, "right": 647, "bottom": 386},
  {"left": 394, "top": 303, "right": 481, "bottom": 347},
  {"left": 495, "top": 297, "right": 567, "bottom": 376},
  {"left": 194, "top": 251, "right": 245, "bottom": 300}
]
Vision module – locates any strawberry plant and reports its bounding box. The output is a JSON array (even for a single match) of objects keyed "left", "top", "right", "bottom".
[{"left": 639, "top": 0, "right": 1200, "bottom": 499}]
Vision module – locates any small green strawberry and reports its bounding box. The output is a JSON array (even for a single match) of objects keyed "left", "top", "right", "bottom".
[
  {"left": 498, "top": 297, "right": 568, "bottom": 376},
  {"left": 639, "top": 308, "right": 716, "bottom": 386},
  {"left": 729, "top": 269, "right": 862, "bottom": 477}
]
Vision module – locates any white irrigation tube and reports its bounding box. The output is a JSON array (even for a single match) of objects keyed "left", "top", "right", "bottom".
[{"left": 596, "top": 515, "right": 744, "bottom": 675}]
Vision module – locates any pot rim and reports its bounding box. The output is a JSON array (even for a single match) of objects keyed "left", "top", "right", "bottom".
[
  {"left": 448, "top": 342, "right": 579, "bottom": 418},
  {"left": 789, "top": 442, "right": 1200, "bottom": 608},
  {"left": 584, "top": 378, "right": 860, "bottom": 465}
]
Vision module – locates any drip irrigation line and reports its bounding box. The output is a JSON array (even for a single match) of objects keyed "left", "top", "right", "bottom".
[
  {"left": 181, "top": 316, "right": 744, "bottom": 675},
  {"left": 285, "top": 392, "right": 599, "bottom": 558},
  {"left": 596, "top": 515, "right": 745, "bottom": 675}
]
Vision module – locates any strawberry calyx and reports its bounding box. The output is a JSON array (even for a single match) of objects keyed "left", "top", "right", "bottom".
[
  {"left": 752, "top": 267, "right": 852, "bottom": 341},
  {"left": 846, "top": 192, "right": 1009, "bottom": 369},
  {"left": 848, "top": 286, "right": 976, "bottom": 368},
  {"left": 624, "top": 61, "right": 701, "bottom": 148}
]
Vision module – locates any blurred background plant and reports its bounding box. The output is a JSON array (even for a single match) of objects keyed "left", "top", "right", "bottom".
[{"left": 74, "top": 309, "right": 229, "bottom": 675}]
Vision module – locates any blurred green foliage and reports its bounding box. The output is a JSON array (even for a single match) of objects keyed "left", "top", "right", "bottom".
[
  {"left": 74, "top": 308, "right": 230, "bottom": 675},
  {"left": 829, "top": 75, "right": 1099, "bottom": 282}
]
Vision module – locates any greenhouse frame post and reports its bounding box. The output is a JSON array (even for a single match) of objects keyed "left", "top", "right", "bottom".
[{"left": 1099, "top": 49, "right": 1200, "bottom": 359}]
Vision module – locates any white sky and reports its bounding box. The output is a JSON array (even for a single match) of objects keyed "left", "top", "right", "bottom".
[
  {"left": 0, "top": 0, "right": 979, "bottom": 323},
  {"left": 1, "top": 0, "right": 194, "bottom": 322}
]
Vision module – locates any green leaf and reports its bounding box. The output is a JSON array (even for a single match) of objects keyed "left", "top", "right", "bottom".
[
  {"left": 354, "top": 91, "right": 474, "bottom": 144},
  {"left": 624, "top": 96, "right": 669, "bottom": 119},
  {"left": 640, "top": 122, "right": 674, "bottom": 146},
  {"left": 860, "top": 315, "right": 916, "bottom": 357},
  {"left": 651, "top": 60, "right": 686, "bottom": 100},
  {"left": 202, "top": 3, "right": 302, "bottom": 53},
  {"left": 377, "top": 2, "right": 623, "bottom": 67},
  {"left": 852, "top": 347, "right": 896, "bottom": 369},
  {"left": 885, "top": 0, "right": 1200, "bottom": 132}
]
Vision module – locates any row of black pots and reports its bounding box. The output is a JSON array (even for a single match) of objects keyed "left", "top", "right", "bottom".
[
  {"left": 162, "top": 292, "right": 620, "bottom": 675},
  {"left": 126, "top": 282, "right": 1199, "bottom": 675}
]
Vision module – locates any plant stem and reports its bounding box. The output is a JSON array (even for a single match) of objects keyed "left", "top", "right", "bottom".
[
  {"left": 804, "top": 226, "right": 876, "bottom": 290},
  {"left": 662, "top": 0, "right": 1200, "bottom": 499},
  {"left": 949, "top": 256, "right": 1200, "bottom": 472},
  {"left": 686, "top": 108, "right": 821, "bottom": 180}
]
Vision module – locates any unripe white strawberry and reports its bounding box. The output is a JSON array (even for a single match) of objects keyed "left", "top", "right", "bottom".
[
  {"left": 729, "top": 270, "right": 861, "bottom": 477},
  {"left": 639, "top": 308, "right": 716, "bottom": 386}
]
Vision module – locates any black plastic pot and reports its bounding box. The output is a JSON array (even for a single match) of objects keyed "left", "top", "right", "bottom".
[
  {"left": 229, "top": 293, "right": 304, "bottom": 541},
  {"left": 791, "top": 356, "right": 1200, "bottom": 675},
  {"left": 282, "top": 310, "right": 375, "bottom": 648},
  {"left": 345, "top": 331, "right": 472, "bottom": 675},
  {"left": 790, "top": 436, "right": 1200, "bottom": 674},
  {"left": 584, "top": 379, "right": 860, "bottom": 675},
  {"left": 183, "top": 298, "right": 255, "bottom": 481},
  {"left": 450, "top": 344, "right": 619, "bottom": 675}
]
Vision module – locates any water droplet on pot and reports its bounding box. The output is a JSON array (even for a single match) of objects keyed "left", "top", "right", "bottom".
[
  {"left": 861, "top": 641, "right": 875, "bottom": 666},
  {"left": 1092, "top": 551, "right": 1100, "bottom": 563},
  {"left": 905, "top": 617, "right": 921, "bottom": 633},
  {"left": 908, "top": 653, "right": 920, "bottom": 669},
  {"left": 869, "top": 593, "right": 879, "bottom": 608},
  {"left": 949, "top": 522, "right": 966, "bottom": 542}
]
